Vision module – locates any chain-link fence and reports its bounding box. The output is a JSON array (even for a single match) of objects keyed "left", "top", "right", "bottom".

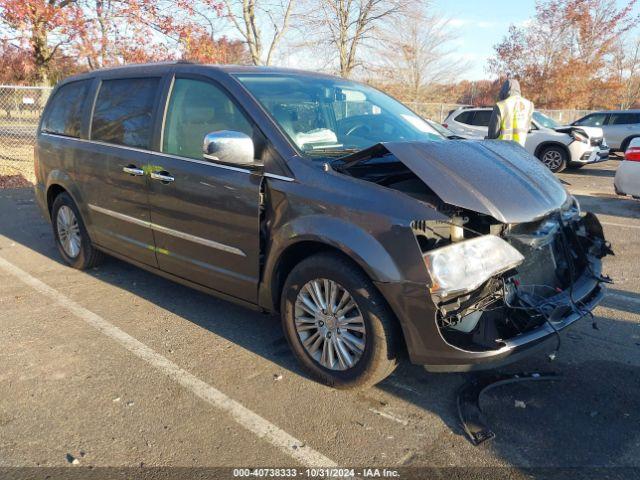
[
  {"left": 405, "top": 102, "right": 594, "bottom": 125},
  {"left": 0, "top": 85, "right": 51, "bottom": 185},
  {"left": 0, "top": 85, "right": 51, "bottom": 162},
  {"left": 405, "top": 102, "right": 467, "bottom": 123},
  {"left": 537, "top": 109, "right": 593, "bottom": 124}
]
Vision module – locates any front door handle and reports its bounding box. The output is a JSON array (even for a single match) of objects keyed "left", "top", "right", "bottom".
[
  {"left": 150, "top": 171, "right": 175, "bottom": 183},
  {"left": 123, "top": 165, "right": 144, "bottom": 176}
]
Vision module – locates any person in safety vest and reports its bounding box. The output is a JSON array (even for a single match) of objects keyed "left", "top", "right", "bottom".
[{"left": 487, "top": 78, "right": 534, "bottom": 147}]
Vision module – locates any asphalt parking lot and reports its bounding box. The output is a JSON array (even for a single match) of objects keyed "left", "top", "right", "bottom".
[{"left": 1, "top": 159, "right": 639, "bottom": 478}]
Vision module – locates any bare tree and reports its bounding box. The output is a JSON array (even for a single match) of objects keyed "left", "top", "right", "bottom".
[
  {"left": 222, "top": 0, "right": 296, "bottom": 65},
  {"left": 373, "top": 10, "right": 469, "bottom": 102},
  {"left": 611, "top": 36, "right": 640, "bottom": 109},
  {"left": 309, "top": 0, "right": 410, "bottom": 78}
]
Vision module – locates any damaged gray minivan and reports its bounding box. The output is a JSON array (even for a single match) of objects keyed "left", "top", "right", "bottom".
[{"left": 35, "top": 64, "right": 611, "bottom": 388}]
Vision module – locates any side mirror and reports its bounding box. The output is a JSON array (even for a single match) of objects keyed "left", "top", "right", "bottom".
[{"left": 203, "top": 130, "right": 255, "bottom": 166}]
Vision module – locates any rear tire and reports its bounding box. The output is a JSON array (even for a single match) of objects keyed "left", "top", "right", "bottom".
[
  {"left": 538, "top": 145, "right": 568, "bottom": 173},
  {"left": 281, "top": 253, "right": 399, "bottom": 389},
  {"left": 51, "top": 192, "right": 103, "bottom": 270}
]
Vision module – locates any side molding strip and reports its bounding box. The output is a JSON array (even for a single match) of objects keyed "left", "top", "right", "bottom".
[{"left": 88, "top": 204, "right": 246, "bottom": 257}]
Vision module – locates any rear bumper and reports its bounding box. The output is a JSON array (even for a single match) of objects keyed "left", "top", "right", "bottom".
[
  {"left": 34, "top": 182, "right": 48, "bottom": 220},
  {"left": 614, "top": 161, "right": 640, "bottom": 197}
]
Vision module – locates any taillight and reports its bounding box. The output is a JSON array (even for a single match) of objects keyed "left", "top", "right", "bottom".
[
  {"left": 442, "top": 123, "right": 448, "bottom": 129},
  {"left": 625, "top": 147, "right": 640, "bottom": 162}
]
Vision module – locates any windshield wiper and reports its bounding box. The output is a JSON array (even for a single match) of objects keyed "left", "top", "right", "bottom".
[{"left": 305, "top": 147, "right": 362, "bottom": 158}]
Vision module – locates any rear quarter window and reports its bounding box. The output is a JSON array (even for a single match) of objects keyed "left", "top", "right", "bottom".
[
  {"left": 609, "top": 113, "right": 640, "bottom": 125},
  {"left": 454, "top": 111, "right": 475, "bottom": 125},
  {"left": 41, "top": 80, "right": 89, "bottom": 138},
  {"left": 91, "top": 77, "right": 160, "bottom": 149},
  {"left": 469, "top": 110, "right": 492, "bottom": 127}
]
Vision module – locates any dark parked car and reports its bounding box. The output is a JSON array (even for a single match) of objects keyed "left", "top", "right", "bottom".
[{"left": 34, "top": 63, "right": 611, "bottom": 388}]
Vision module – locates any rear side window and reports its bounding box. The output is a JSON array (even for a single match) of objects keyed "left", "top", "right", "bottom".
[
  {"left": 91, "top": 77, "right": 160, "bottom": 149},
  {"left": 609, "top": 113, "right": 640, "bottom": 125},
  {"left": 41, "top": 80, "right": 89, "bottom": 138},
  {"left": 468, "top": 110, "right": 492, "bottom": 127},
  {"left": 454, "top": 111, "right": 474, "bottom": 125}
]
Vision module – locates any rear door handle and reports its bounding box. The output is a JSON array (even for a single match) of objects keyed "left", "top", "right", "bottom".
[
  {"left": 150, "top": 171, "right": 175, "bottom": 183},
  {"left": 123, "top": 165, "right": 144, "bottom": 176}
]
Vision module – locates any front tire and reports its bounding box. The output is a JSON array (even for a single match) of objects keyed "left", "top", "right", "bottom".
[
  {"left": 538, "top": 145, "right": 568, "bottom": 173},
  {"left": 51, "top": 192, "right": 103, "bottom": 269},
  {"left": 281, "top": 253, "right": 399, "bottom": 389}
]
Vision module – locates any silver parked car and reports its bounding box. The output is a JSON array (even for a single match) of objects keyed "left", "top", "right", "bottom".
[
  {"left": 572, "top": 110, "right": 640, "bottom": 152},
  {"left": 614, "top": 137, "right": 640, "bottom": 199}
]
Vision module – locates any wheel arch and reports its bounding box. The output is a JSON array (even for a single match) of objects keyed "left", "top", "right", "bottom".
[
  {"left": 44, "top": 170, "right": 86, "bottom": 222},
  {"left": 260, "top": 216, "right": 408, "bottom": 314},
  {"left": 621, "top": 135, "right": 640, "bottom": 153},
  {"left": 534, "top": 141, "right": 571, "bottom": 161},
  {"left": 46, "top": 184, "right": 67, "bottom": 216}
]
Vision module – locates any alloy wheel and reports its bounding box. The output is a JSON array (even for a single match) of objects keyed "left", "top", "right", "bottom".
[
  {"left": 56, "top": 205, "right": 81, "bottom": 258},
  {"left": 542, "top": 150, "right": 563, "bottom": 171},
  {"left": 294, "top": 279, "right": 366, "bottom": 371}
]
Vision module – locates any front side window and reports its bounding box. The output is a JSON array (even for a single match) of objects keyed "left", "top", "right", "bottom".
[
  {"left": 91, "top": 77, "right": 160, "bottom": 149},
  {"left": 235, "top": 74, "right": 443, "bottom": 157},
  {"left": 575, "top": 113, "right": 607, "bottom": 127},
  {"left": 163, "top": 78, "right": 253, "bottom": 160},
  {"left": 41, "top": 80, "right": 89, "bottom": 138}
]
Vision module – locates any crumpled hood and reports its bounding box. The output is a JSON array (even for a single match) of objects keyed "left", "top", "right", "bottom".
[
  {"left": 555, "top": 125, "right": 604, "bottom": 140},
  {"left": 340, "top": 140, "right": 568, "bottom": 224}
]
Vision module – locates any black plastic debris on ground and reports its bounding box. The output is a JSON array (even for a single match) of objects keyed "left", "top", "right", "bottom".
[{"left": 457, "top": 372, "right": 561, "bottom": 446}]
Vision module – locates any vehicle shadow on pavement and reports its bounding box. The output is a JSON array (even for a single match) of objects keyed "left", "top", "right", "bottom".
[
  {"left": 602, "top": 288, "right": 640, "bottom": 315},
  {"left": 563, "top": 168, "right": 616, "bottom": 178},
  {"left": 574, "top": 194, "right": 640, "bottom": 219},
  {"left": 1, "top": 187, "right": 639, "bottom": 470}
]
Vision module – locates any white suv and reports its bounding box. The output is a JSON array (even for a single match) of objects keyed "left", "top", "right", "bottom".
[{"left": 443, "top": 107, "right": 610, "bottom": 172}]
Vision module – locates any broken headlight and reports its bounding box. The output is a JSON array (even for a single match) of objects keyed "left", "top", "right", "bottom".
[{"left": 423, "top": 235, "right": 524, "bottom": 298}]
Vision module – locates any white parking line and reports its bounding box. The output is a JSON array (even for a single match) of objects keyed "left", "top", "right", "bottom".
[
  {"left": 368, "top": 408, "right": 409, "bottom": 426},
  {"left": 0, "top": 256, "right": 336, "bottom": 468},
  {"left": 601, "top": 221, "right": 640, "bottom": 230}
]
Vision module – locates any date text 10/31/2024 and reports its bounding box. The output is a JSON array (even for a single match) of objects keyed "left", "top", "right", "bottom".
[{"left": 232, "top": 468, "right": 401, "bottom": 478}]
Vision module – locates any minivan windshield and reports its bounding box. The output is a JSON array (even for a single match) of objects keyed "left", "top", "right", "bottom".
[
  {"left": 533, "top": 111, "right": 560, "bottom": 129},
  {"left": 235, "top": 74, "right": 444, "bottom": 157}
]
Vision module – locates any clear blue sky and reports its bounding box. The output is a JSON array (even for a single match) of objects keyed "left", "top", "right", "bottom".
[{"left": 435, "top": 0, "right": 640, "bottom": 80}]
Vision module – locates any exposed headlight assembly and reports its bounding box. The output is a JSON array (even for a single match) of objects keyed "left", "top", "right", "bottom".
[
  {"left": 571, "top": 130, "right": 589, "bottom": 144},
  {"left": 423, "top": 235, "right": 524, "bottom": 298}
]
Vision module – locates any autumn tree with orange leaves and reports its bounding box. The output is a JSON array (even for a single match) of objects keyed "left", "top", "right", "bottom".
[
  {"left": 0, "top": 0, "right": 247, "bottom": 84},
  {"left": 490, "top": 0, "right": 640, "bottom": 109}
]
